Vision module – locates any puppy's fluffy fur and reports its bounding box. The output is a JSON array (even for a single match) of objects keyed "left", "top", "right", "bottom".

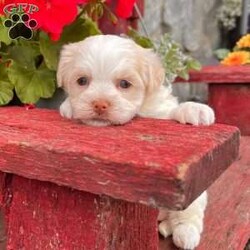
[{"left": 57, "top": 35, "right": 214, "bottom": 249}]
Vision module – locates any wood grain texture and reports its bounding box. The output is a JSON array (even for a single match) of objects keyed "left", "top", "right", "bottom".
[
  {"left": 159, "top": 136, "right": 250, "bottom": 250},
  {"left": 176, "top": 65, "right": 250, "bottom": 83},
  {"left": 0, "top": 107, "right": 240, "bottom": 210},
  {"left": 209, "top": 84, "right": 250, "bottom": 135},
  {"left": 0, "top": 174, "right": 158, "bottom": 250},
  {"left": 0, "top": 173, "right": 7, "bottom": 250}
]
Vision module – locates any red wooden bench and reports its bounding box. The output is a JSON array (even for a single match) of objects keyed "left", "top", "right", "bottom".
[
  {"left": 188, "top": 65, "right": 250, "bottom": 135},
  {"left": 160, "top": 65, "right": 250, "bottom": 250},
  {"left": 0, "top": 107, "right": 239, "bottom": 249}
]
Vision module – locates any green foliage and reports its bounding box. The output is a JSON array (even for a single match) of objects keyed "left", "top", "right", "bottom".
[
  {"left": 8, "top": 62, "right": 56, "bottom": 103},
  {"left": 155, "top": 34, "right": 201, "bottom": 82},
  {"left": 7, "top": 42, "right": 40, "bottom": 68},
  {"left": 127, "top": 28, "right": 154, "bottom": 48},
  {"left": 0, "top": 17, "right": 12, "bottom": 45},
  {"left": 0, "top": 16, "right": 101, "bottom": 105},
  {"left": 128, "top": 31, "right": 201, "bottom": 83},
  {"left": 214, "top": 48, "right": 230, "bottom": 60},
  {"left": 0, "top": 63, "right": 13, "bottom": 105}
]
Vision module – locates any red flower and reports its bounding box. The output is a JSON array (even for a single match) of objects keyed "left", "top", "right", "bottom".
[
  {"left": 116, "top": 0, "right": 136, "bottom": 19},
  {"left": 76, "top": 0, "right": 89, "bottom": 3},
  {"left": 0, "top": 0, "right": 137, "bottom": 41},
  {"left": 0, "top": 0, "right": 79, "bottom": 41},
  {"left": 0, "top": 0, "right": 20, "bottom": 15},
  {"left": 32, "top": 0, "right": 79, "bottom": 41}
]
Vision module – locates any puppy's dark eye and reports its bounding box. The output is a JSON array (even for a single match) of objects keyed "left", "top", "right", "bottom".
[
  {"left": 119, "top": 80, "right": 132, "bottom": 89},
  {"left": 77, "top": 77, "right": 89, "bottom": 86}
]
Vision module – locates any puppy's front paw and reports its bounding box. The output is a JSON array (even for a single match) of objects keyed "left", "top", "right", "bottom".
[
  {"left": 173, "top": 224, "right": 200, "bottom": 250},
  {"left": 59, "top": 98, "right": 73, "bottom": 119},
  {"left": 172, "top": 102, "right": 215, "bottom": 125}
]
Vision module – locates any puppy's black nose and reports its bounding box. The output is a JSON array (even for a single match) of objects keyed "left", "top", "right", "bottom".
[{"left": 92, "top": 100, "right": 110, "bottom": 115}]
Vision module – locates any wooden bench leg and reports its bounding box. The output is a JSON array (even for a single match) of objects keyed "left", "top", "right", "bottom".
[{"left": 0, "top": 174, "right": 158, "bottom": 250}]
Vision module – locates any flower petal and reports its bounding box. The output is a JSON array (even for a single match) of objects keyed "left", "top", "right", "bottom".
[{"left": 116, "top": 0, "right": 136, "bottom": 19}]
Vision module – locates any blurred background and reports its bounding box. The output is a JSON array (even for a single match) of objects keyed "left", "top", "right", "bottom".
[{"left": 138, "top": 0, "right": 250, "bottom": 102}]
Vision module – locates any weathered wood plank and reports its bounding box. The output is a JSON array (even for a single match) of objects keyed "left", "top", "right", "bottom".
[
  {"left": 159, "top": 136, "right": 250, "bottom": 250},
  {"left": 197, "top": 136, "right": 250, "bottom": 250},
  {"left": 0, "top": 173, "right": 7, "bottom": 250},
  {"left": 0, "top": 107, "right": 240, "bottom": 209},
  {"left": 176, "top": 65, "right": 250, "bottom": 83},
  {"left": 0, "top": 174, "right": 158, "bottom": 250}
]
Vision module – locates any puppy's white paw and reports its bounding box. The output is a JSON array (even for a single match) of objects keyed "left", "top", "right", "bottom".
[
  {"left": 172, "top": 102, "right": 215, "bottom": 125},
  {"left": 158, "top": 220, "right": 172, "bottom": 238},
  {"left": 172, "top": 224, "right": 200, "bottom": 250},
  {"left": 59, "top": 98, "right": 73, "bottom": 119}
]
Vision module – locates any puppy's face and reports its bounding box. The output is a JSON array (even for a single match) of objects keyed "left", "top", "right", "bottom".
[{"left": 57, "top": 35, "right": 164, "bottom": 126}]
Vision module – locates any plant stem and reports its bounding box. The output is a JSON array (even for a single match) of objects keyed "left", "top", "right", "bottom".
[{"left": 134, "top": 3, "right": 150, "bottom": 38}]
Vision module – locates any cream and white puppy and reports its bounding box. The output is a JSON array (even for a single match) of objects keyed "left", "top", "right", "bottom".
[{"left": 57, "top": 35, "right": 214, "bottom": 249}]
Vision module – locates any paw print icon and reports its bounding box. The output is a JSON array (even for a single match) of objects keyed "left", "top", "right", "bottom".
[{"left": 4, "top": 13, "right": 37, "bottom": 40}]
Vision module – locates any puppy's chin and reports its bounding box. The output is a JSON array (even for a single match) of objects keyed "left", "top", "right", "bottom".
[
  {"left": 77, "top": 111, "right": 137, "bottom": 127},
  {"left": 83, "top": 118, "right": 112, "bottom": 127},
  {"left": 80, "top": 117, "right": 133, "bottom": 127}
]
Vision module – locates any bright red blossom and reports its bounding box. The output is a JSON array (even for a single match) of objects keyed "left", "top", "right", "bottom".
[
  {"left": 1, "top": 0, "right": 79, "bottom": 41},
  {"left": 0, "top": 0, "right": 137, "bottom": 41},
  {"left": 32, "top": 0, "right": 79, "bottom": 41},
  {"left": 116, "top": 0, "right": 136, "bottom": 18}
]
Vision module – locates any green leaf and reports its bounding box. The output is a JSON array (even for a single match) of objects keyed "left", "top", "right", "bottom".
[
  {"left": 187, "top": 59, "right": 202, "bottom": 71},
  {"left": 154, "top": 33, "right": 202, "bottom": 82},
  {"left": 177, "top": 69, "right": 189, "bottom": 80},
  {"left": 0, "top": 17, "right": 12, "bottom": 45},
  {"left": 40, "top": 17, "right": 102, "bottom": 71},
  {"left": 60, "top": 16, "right": 101, "bottom": 42},
  {"left": 7, "top": 43, "right": 40, "bottom": 69},
  {"left": 214, "top": 48, "right": 230, "bottom": 60},
  {"left": 127, "top": 28, "right": 154, "bottom": 48},
  {"left": 8, "top": 63, "right": 56, "bottom": 103},
  {"left": 0, "top": 81, "right": 14, "bottom": 106},
  {"left": 39, "top": 32, "right": 61, "bottom": 71},
  {"left": 0, "top": 63, "right": 14, "bottom": 105}
]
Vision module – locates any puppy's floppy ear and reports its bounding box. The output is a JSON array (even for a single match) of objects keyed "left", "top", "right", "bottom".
[
  {"left": 57, "top": 43, "right": 79, "bottom": 88},
  {"left": 140, "top": 48, "right": 165, "bottom": 93}
]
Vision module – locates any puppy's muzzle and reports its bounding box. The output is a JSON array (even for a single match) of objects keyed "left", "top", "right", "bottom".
[{"left": 92, "top": 99, "right": 111, "bottom": 115}]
